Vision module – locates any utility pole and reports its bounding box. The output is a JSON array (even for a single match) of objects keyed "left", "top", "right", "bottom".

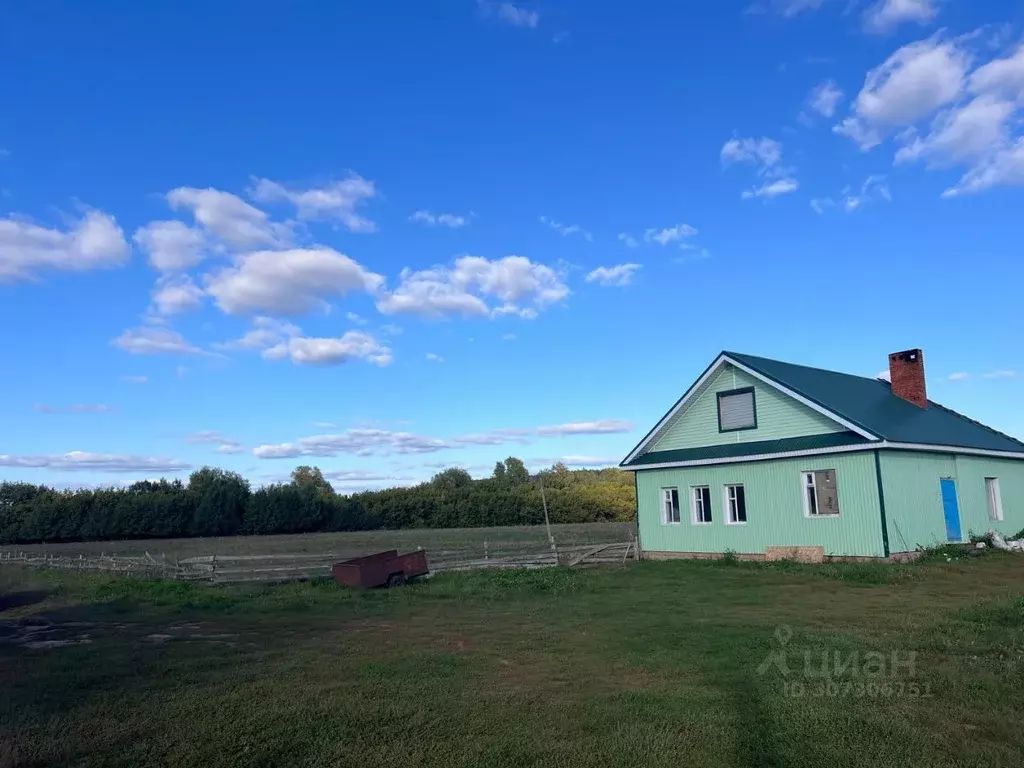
[{"left": 539, "top": 476, "right": 557, "bottom": 562}]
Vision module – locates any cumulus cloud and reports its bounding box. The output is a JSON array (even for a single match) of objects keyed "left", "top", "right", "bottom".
[
  {"left": 528, "top": 455, "right": 620, "bottom": 468},
  {"left": 250, "top": 175, "right": 377, "bottom": 233},
  {"left": 167, "top": 187, "right": 287, "bottom": 248},
  {"left": 836, "top": 35, "right": 1024, "bottom": 197},
  {"left": 410, "top": 211, "right": 469, "bottom": 228},
  {"left": 218, "top": 317, "right": 391, "bottom": 367},
  {"left": 133, "top": 220, "right": 205, "bottom": 272},
  {"left": 833, "top": 34, "right": 970, "bottom": 150},
  {"left": 425, "top": 352, "right": 444, "bottom": 363},
  {"left": 203, "top": 247, "right": 384, "bottom": 315},
  {"left": 377, "top": 255, "right": 568, "bottom": 320},
  {"left": 741, "top": 178, "right": 800, "bottom": 199},
  {"left": 0, "top": 451, "right": 191, "bottom": 473},
  {"left": 540, "top": 216, "right": 593, "bottom": 241},
  {"left": 253, "top": 419, "right": 634, "bottom": 459},
  {"left": 263, "top": 331, "right": 393, "bottom": 367},
  {"left": 720, "top": 137, "right": 784, "bottom": 172},
  {"left": 112, "top": 324, "right": 208, "bottom": 356},
  {"left": 807, "top": 80, "right": 844, "bottom": 117},
  {"left": 151, "top": 275, "right": 205, "bottom": 315},
  {"left": 585, "top": 264, "right": 641, "bottom": 287},
  {"left": 478, "top": 0, "right": 539, "bottom": 27},
  {"left": 617, "top": 233, "right": 639, "bottom": 249},
  {"left": 864, "top": 0, "right": 939, "bottom": 34},
  {"left": 0, "top": 209, "right": 129, "bottom": 282},
  {"left": 643, "top": 224, "right": 698, "bottom": 245}
]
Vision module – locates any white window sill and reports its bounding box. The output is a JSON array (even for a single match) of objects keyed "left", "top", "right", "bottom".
[
  {"left": 725, "top": 521, "right": 747, "bottom": 526},
  {"left": 692, "top": 521, "right": 713, "bottom": 526},
  {"left": 805, "top": 513, "right": 840, "bottom": 519}
]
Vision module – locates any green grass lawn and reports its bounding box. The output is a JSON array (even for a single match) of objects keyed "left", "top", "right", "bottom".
[
  {"left": 2, "top": 551, "right": 1023, "bottom": 767},
  {"left": 0, "top": 522, "right": 635, "bottom": 560}
]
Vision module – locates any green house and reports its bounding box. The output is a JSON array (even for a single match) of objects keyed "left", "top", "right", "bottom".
[{"left": 620, "top": 349, "right": 1024, "bottom": 560}]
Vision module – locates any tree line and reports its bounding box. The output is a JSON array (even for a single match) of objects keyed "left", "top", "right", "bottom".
[{"left": 0, "top": 459, "right": 637, "bottom": 544}]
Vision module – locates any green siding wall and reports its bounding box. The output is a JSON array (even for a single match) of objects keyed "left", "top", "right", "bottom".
[
  {"left": 651, "top": 365, "right": 842, "bottom": 452},
  {"left": 880, "top": 451, "right": 1024, "bottom": 551},
  {"left": 636, "top": 452, "right": 884, "bottom": 557}
]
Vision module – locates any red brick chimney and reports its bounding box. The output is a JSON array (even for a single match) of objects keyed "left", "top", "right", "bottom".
[{"left": 888, "top": 349, "right": 927, "bottom": 408}]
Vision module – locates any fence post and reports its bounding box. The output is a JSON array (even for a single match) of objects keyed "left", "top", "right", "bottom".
[
  {"left": 484, "top": 541, "right": 489, "bottom": 562},
  {"left": 211, "top": 554, "right": 217, "bottom": 582}
]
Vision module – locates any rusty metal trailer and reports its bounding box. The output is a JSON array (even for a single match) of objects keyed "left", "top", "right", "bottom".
[{"left": 331, "top": 549, "right": 429, "bottom": 588}]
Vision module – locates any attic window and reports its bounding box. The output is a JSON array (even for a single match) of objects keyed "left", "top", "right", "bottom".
[{"left": 717, "top": 387, "right": 757, "bottom": 432}]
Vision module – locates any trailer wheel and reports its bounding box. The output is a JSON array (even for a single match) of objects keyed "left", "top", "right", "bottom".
[{"left": 387, "top": 573, "right": 407, "bottom": 588}]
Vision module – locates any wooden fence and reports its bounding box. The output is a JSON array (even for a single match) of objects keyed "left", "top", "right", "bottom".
[{"left": 0, "top": 538, "right": 638, "bottom": 585}]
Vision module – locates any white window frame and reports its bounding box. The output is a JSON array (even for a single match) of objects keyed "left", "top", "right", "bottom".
[
  {"left": 691, "top": 485, "right": 712, "bottom": 525},
  {"left": 723, "top": 483, "right": 747, "bottom": 525},
  {"left": 985, "top": 477, "right": 1004, "bottom": 522},
  {"left": 802, "top": 470, "right": 840, "bottom": 518},
  {"left": 662, "top": 487, "right": 681, "bottom": 525}
]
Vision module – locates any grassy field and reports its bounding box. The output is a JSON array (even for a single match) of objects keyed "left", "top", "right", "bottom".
[
  {"left": 2, "top": 550, "right": 1024, "bottom": 767},
  {"left": 0, "top": 522, "right": 635, "bottom": 560}
]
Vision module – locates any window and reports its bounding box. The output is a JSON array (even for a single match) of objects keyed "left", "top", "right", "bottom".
[
  {"left": 692, "top": 486, "right": 712, "bottom": 524},
  {"left": 986, "top": 477, "right": 1004, "bottom": 522},
  {"left": 662, "top": 488, "right": 681, "bottom": 524},
  {"left": 803, "top": 470, "right": 840, "bottom": 517},
  {"left": 717, "top": 387, "right": 757, "bottom": 432},
  {"left": 724, "top": 484, "right": 747, "bottom": 524}
]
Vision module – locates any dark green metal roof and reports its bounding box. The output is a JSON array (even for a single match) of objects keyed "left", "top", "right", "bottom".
[
  {"left": 725, "top": 351, "right": 1024, "bottom": 454},
  {"left": 624, "top": 432, "right": 866, "bottom": 467}
]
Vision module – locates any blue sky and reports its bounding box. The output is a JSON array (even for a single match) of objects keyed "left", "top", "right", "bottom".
[{"left": 2, "top": 0, "right": 1024, "bottom": 491}]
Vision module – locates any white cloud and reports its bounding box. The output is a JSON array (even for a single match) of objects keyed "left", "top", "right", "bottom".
[
  {"left": 895, "top": 94, "right": 1015, "bottom": 166},
  {"left": 877, "top": 370, "right": 891, "bottom": 381},
  {"left": 425, "top": 352, "right": 444, "bottom": 363},
  {"left": 478, "top": 1, "right": 539, "bottom": 27},
  {"left": 585, "top": 263, "right": 641, "bottom": 287},
  {"left": 502, "top": 333, "right": 516, "bottom": 341},
  {"left": 250, "top": 175, "right": 377, "bottom": 233},
  {"left": 189, "top": 430, "right": 243, "bottom": 454},
  {"left": 254, "top": 418, "right": 633, "bottom": 460},
  {"left": 617, "top": 233, "right": 639, "bottom": 248},
  {"left": 264, "top": 330, "right": 393, "bottom": 367},
  {"left": 204, "top": 247, "right": 384, "bottom": 315},
  {"left": 33, "top": 404, "right": 115, "bottom": 414},
  {"left": 167, "top": 187, "right": 286, "bottom": 248},
  {"left": 942, "top": 137, "right": 1024, "bottom": 197},
  {"left": 529, "top": 455, "right": 619, "bottom": 468},
  {"left": 0, "top": 451, "right": 191, "bottom": 473},
  {"left": 0, "top": 209, "right": 129, "bottom": 282},
  {"left": 808, "top": 80, "right": 844, "bottom": 117},
  {"left": 834, "top": 35, "right": 970, "bottom": 149},
  {"left": 121, "top": 375, "right": 148, "bottom": 384},
  {"left": 841, "top": 174, "right": 892, "bottom": 211},
  {"left": 810, "top": 197, "right": 835, "bottom": 214},
  {"left": 410, "top": 210, "right": 469, "bottom": 228},
  {"left": 346, "top": 311, "right": 368, "bottom": 325},
  {"left": 377, "top": 255, "right": 568, "bottom": 319},
  {"left": 216, "top": 316, "right": 301, "bottom": 351},
  {"left": 982, "top": 370, "right": 1018, "bottom": 379},
  {"left": 151, "top": 275, "right": 205, "bottom": 315},
  {"left": 540, "top": 216, "right": 593, "bottom": 241},
  {"left": 969, "top": 44, "right": 1024, "bottom": 99},
  {"left": 112, "top": 324, "right": 207, "bottom": 356},
  {"left": 864, "top": 0, "right": 939, "bottom": 35},
  {"left": 133, "top": 220, "right": 205, "bottom": 272},
  {"left": 741, "top": 178, "right": 799, "bottom": 199},
  {"left": 643, "top": 224, "right": 698, "bottom": 245},
  {"left": 720, "top": 137, "right": 783, "bottom": 171},
  {"left": 948, "top": 372, "right": 970, "bottom": 381}
]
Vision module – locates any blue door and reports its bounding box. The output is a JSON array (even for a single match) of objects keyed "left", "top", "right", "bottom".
[{"left": 940, "top": 478, "right": 961, "bottom": 542}]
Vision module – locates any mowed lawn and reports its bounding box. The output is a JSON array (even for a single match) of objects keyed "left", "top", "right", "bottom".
[
  {"left": 2, "top": 553, "right": 1024, "bottom": 767},
  {"left": 1, "top": 522, "right": 635, "bottom": 560}
]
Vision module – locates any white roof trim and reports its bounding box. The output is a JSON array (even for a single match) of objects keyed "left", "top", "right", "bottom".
[
  {"left": 621, "top": 354, "right": 877, "bottom": 465},
  {"left": 623, "top": 441, "right": 1024, "bottom": 471},
  {"left": 723, "top": 355, "right": 878, "bottom": 441}
]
